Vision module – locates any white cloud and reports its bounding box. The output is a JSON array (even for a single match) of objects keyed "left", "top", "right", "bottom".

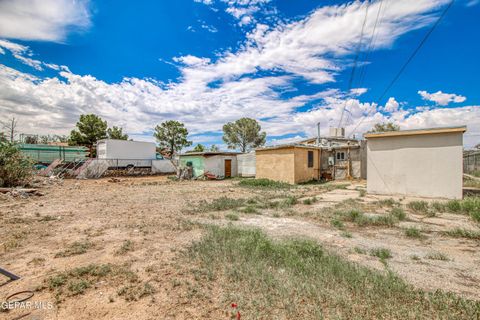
[
  {"left": 1, "top": 0, "right": 478, "bottom": 147},
  {"left": 13, "top": 54, "right": 44, "bottom": 71},
  {"left": 418, "top": 90, "right": 467, "bottom": 106},
  {"left": 196, "top": 0, "right": 273, "bottom": 25},
  {"left": 173, "top": 55, "right": 211, "bottom": 66},
  {"left": 0, "top": 0, "right": 91, "bottom": 42},
  {"left": 466, "top": 0, "right": 480, "bottom": 7},
  {"left": 383, "top": 97, "right": 400, "bottom": 113},
  {"left": 0, "top": 39, "right": 64, "bottom": 71}
]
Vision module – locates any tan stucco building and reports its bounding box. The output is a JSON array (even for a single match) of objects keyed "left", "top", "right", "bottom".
[
  {"left": 255, "top": 145, "right": 321, "bottom": 184},
  {"left": 365, "top": 126, "right": 466, "bottom": 199}
]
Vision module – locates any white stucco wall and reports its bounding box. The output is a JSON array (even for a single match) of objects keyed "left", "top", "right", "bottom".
[
  {"left": 237, "top": 152, "right": 256, "bottom": 177},
  {"left": 204, "top": 155, "right": 238, "bottom": 177},
  {"left": 367, "top": 132, "right": 463, "bottom": 199}
]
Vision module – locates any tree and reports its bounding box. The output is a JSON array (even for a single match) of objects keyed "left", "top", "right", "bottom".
[
  {"left": 68, "top": 114, "right": 108, "bottom": 153},
  {"left": 368, "top": 122, "right": 400, "bottom": 133},
  {"left": 222, "top": 118, "right": 266, "bottom": 152},
  {"left": 209, "top": 144, "right": 219, "bottom": 152},
  {"left": 24, "top": 135, "right": 39, "bottom": 144},
  {"left": 192, "top": 144, "right": 205, "bottom": 152},
  {"left": 107, "top": 126, "right": 128, "bottom": 140},
  {"left": 2, "top": 117, "right": 18, "bottom": 142},
  {"left": 153, "top": 120, "right": 192, "bottom": 156}
]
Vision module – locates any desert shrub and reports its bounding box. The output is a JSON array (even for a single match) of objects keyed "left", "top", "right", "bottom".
[
  {"left": 0, "top": 141, "right": 34, "bottom": 187},
  {"left": 407, "top": 201, "right": 432, "bottom": 215},
  {"left": 241, "top": 205, "right": 259, "bottom": 214},
  {"left": 303, "top": 197, "right": 317, "bottom": 205},
  {"left": 445, "top": 198, "right": 480, "bottom": 222},
  {"left": 55, "top": 241, "right": 93, "bottom": 258},
  {"left": 390, "top": 208, "right": 406, "bottom": 221},
  {"left": 225, "top": 213, "right": 240, "bottom": 221},
  {"left": 444, "top": 228, "right": 480, "bottom": 240},
  {"left": 115, "top": 240, "right": 134, "bottom": 255},
  {"left": 197, "top": 197, "right": 246, "bottom": 212},
  {"left": 376, "top": 198, "right": 398, "bottom": 207},
  {"left": 330, "top": 219, "right": 345, "bottom": 230},
  {"left": 445, "top": 200, "right": 462, "bottom": 212},
  {"left": 370, "top": 247, "right": 392, "bottom": 260},
  {"left": 426, "top": 252, "right": 449, "bottom": 261},
  {"left": 404, "top": 227, "right": 423, "bottom": 239},
  {"left": 238, "top": 178, "right": 291, "bottom": 189},
  {"left": 431, "top": 201, "right": 447, "bottom": 213}
]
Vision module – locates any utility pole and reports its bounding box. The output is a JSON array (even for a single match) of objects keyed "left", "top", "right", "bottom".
[{"left": 316, "top": 122, "right": 321, "bottom": 146}]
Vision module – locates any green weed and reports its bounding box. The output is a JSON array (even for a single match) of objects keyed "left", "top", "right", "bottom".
[
  {"left": 238, "top": 178, "right": 292, "bottom": 189},
  {"left": 186, "top": 226, "right": 479, "bottom": 318}
]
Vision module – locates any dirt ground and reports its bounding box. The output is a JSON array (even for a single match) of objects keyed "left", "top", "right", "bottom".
[{"left": 1, "top": 176, "right": 479, "bottom": 319}]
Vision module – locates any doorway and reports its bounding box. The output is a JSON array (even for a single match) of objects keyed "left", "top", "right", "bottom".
[{"left": 224, "top": 159, "right": 232, "bottom": 177}]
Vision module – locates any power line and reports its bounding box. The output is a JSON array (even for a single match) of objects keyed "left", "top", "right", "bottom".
[
  {"left": 348, "top": 0, "right": 455, "bottom": 137},
  {"left": 337, "top": 1, "right": 370, "bottom": 128},
  {"left": 344, "top": 0, "right": 387, "bottom": 129},
  {"left": 357, "top": 0, "right": 387, "bottom": 87},
  {"left": 376, "top": 0, "right": 454, "bottom": 104}
]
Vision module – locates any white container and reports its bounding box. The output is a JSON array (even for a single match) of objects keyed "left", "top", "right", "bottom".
[{"left": 97, "top": 139, "right": 156, "bottom": 168}]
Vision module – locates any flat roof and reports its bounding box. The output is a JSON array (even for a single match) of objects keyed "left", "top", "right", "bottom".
[
  {"left": 179, "top": 151, "right": 242, "bottom": 156},
  {"left": 256, "top": 143, "right": 322, "bottom": 151},
  {"left": 364, "top": 126, "right": 466, "bottom": 139}
]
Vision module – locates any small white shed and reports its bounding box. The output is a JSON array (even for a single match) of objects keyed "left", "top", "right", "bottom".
[
  {"left": 237, "top": 152, "right": 256, "bottom": 177},
  {"left": 365, "top": 126, "right": 466, "bottom": 199},
  {"left": 178, "top": 152, "right": 240, "bottom": 178}
]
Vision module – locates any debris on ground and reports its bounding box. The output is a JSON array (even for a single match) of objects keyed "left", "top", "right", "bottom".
[{"left": 0, "top": 187, "right": 43, "bottom": 197}]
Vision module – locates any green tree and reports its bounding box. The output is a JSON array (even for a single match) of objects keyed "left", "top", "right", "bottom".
[
  {"left": 193, "top": 144, "right": 205, "bottom": 152},
  {"left": 222, "top": 118, "right": 266, "bottom": 152},
  {"left": 368, "top": 122, "right": 400, "bottom": 133},
  {"left": 153, "top": 120, "right": 192, "bottom": 156},
  {"left": 107, "top": 126, "right": 129, "bottom": 140},
  {"left": 209, "top": 144, "right": 219, "bottom": 152},
  {"left": 69, "top": 114, "right": 108, "bottom": 153}
]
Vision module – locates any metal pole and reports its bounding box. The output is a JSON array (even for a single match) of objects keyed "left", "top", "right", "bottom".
[
  {"left": 316, "top": 122, "right": 321, "bottom": 146},
  {"left": 0, "top": 267, "right": 20, "bottom": 281}
]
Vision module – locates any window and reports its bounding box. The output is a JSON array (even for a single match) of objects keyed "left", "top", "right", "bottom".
[
  {"left": 307, "top": 151, "right": 314, "bottom": 168},
  {"left": 336, "top": 152, "right": 345, "bottom": 161}
]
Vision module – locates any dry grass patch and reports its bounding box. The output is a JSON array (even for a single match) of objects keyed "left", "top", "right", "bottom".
[
  {"left": 44, "top": 263, "right": 140, "bottom": 302},
  {"left": 187, "top": 226, "right": 480, "bottom": 319},
  {"left": 443, "top": 228, "right": 480, "bottom": 240},
  {"left": 55, "top": 241, "right": 94, "bottom": 258}
]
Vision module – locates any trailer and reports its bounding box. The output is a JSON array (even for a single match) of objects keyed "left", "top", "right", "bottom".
[
  {"left": 96, "top": 139, "right": 158, "bottom": 168},
  {"left": 20, "top": 144, "right": 88, "bottom": 164}
]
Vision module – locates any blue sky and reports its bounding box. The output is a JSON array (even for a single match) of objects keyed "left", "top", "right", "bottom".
[{"left": 0, "top": 0, "right": 479, "bottom": 149}]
